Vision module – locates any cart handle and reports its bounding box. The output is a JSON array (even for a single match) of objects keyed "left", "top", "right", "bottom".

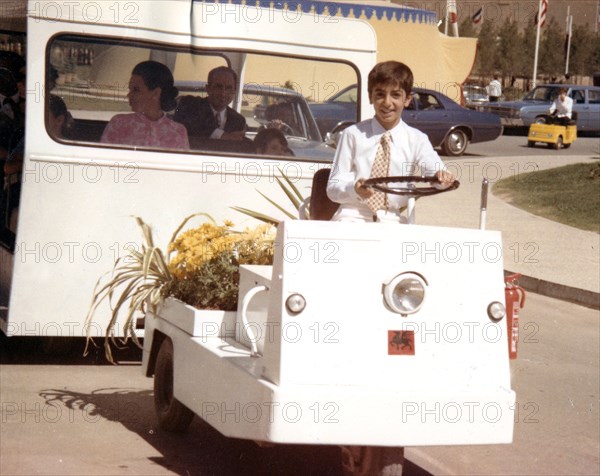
[{"left": 241, "top": 285, "right": 269, "bottom": 357}]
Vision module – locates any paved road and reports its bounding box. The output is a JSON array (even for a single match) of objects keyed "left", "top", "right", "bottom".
[
  {"left": 459, "top": 132, "right": 599, "bottom": 158},
  {"left": 1, "top": 293, "right": 598, "bottom": 476}
]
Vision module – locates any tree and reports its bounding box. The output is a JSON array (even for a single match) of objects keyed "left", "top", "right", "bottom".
[
  {"left": 539, "top": 18, "right": 565, "bottom": 79},
  {"left": 519, "top": 25, "right": 537, "bottom": 79},
  {"left": 474, "top": 18, "right": 498, "bottom": 78},
  {"left": 496, "top": 19, "right": 521, "bottom": 80}
]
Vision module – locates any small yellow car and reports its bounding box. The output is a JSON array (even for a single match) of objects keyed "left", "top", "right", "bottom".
[{"left": 527, "top": 122, "right": 577, "bottom": 149}]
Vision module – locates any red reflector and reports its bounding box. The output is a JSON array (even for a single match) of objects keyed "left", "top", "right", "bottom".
[{"left": 388, "top": 330, "right": 415, "bottom": 355}]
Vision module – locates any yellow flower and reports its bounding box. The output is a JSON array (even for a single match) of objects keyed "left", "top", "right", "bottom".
[{"left": 168, "top": 221, "right": 275, "bottom": 280}]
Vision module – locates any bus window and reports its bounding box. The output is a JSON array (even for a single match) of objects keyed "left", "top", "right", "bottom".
[{"left": 47, "top": 35, "right": 357, "bottom": 160}]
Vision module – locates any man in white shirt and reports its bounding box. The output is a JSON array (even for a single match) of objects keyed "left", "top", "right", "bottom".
[
  {"left": 549, "top": 88, "right": 573, "bottom": 126},
  {"left": 486, "top": 75, "right": 502, "bottom": 102}
]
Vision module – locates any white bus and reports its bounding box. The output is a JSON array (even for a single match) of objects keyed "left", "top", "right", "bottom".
[{"left": 0, "top": 0, "right": 386, "bottom": 340}]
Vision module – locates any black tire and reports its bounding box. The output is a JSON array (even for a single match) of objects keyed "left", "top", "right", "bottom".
[
  {"left": 534, "top": 116, "right": 548, "bottom": 124},
  {"left": 154, "top": 337, "right": 194, "bottom": 433},
  {"left": 340, "top": 446, "right": 404, "bottom": 476},
  {"left": 527, "top": 140, "right": 535, "bottom": 148},
  {"left": 563, "top": 142, "right": 571, "bottom": 149},
  {"left": 441, "top": 129, "right": 469, "bottom": 156},
  {"left": 553, "top": 136, "right": 563, "bottom": 150}
]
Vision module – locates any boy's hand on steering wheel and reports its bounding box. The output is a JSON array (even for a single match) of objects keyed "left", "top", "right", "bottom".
[
  {"left": 435, "top": 170, "right": 456, "bottom": 189},
  {"left": 355, "top": 178, "right": 374, "bottom": 199}
]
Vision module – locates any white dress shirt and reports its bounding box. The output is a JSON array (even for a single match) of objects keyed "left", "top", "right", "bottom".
[
  {"left": 549, "top": 95, "right": 573, "bottom": 118},
  {"left": 326, "top": 117, "right": 446, "bottom": 221},
  {"left": 210, "top": 107, "right": 227, "bottom": 139}
]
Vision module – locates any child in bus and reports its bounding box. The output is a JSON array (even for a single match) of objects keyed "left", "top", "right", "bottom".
[
  {"left": 47, "top": 94, "right": 73, "bottom": 140},
  {"left": 253, "top": 128, "right": 293, "bottom": 156},
  {"left": 101, "top": 61, "right": 189, "bottom": 149},
  {"left": 326, "top": 61, "right": 455, "bottom": 222}
]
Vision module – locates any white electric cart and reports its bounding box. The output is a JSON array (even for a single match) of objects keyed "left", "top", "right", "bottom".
[{"left": 142, "top": 178, "right": 515, "bottom": 476}]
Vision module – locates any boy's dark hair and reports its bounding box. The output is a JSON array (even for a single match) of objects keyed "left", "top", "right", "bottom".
[
  {"left": 49, "top": 94, "right": 68, "bottom": 118},
  {"left": 368, "top": 61, "right": 413, "bottom": 97},
  {"left": 253, "top": 127, "right": 287, "bottom": 153}
]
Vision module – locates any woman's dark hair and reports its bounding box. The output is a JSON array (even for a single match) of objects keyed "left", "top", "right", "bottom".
[
  {"left": 253, "top": 128, "right": 287, "bottom": 153},
  {"left": 48, "top": 94, "right": 73, "bottom": 137},
  {"left": 132, "top": 60, "right": 178, "bottom": 111},
  {"left": 368, "top": 61, "right": 414, "bottom": 97},
  {"left": 49, "top": 94, "right": 68, "bottom": 118},
  {"left": 0, "top": 67, "right": 18, "bottom": 96}
]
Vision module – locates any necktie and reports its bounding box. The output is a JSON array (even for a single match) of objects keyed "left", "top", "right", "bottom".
[
  {"left": 366, "top": 131, "right": 392, "bottom": 213},
  {"left": 215, "top": 111, "right": 222, "bottom": 128}
]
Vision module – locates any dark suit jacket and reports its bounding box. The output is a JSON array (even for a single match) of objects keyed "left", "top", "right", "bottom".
[{"left": 173, "top": 96, "right": 246, "bottom": 138}]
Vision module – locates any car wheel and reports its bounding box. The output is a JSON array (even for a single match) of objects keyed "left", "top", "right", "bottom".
[
  {"left": 553, "top": 136, "right": 563, "bottom": 150},
  {"left": 340, "top": 446, "right": 404, "bottom": 476},
  {"left": 527, "top": 140, "right": 535, "bottom": 148},
  {"left": 154, "top": 337, "right": 195, "bottom": 433},
  {"left": 441, "top": 129, "right": 469, "bottom": 156},
  {"left": 534, "top": 116, "right": 548, "bottom": 124}
]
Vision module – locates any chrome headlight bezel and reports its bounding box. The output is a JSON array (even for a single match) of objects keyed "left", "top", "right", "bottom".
[
  {"left": 487, "top": 301, "right": 506, "bottom": 321},
  {"left": 285, "top": 293, "right": 306, "bottom": 314},
  {"left": 384, "top": 272, "right": 427, "bottom": 315}
]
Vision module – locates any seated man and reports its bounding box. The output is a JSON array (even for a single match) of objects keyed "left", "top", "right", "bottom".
[
  {"left": 174, "top": 66, "right": 246, "bottom": 140},
  {"left": 548, "top": 87, "right": 573, "bottom": 126}
]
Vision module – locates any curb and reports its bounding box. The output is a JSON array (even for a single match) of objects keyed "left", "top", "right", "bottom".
[{"left": 505, "top": 269, "right": 600, "bottom": 310}]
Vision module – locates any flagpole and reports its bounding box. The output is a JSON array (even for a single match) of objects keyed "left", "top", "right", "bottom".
[
  {"left": 532, "top": 0, "right": 543, "bottom": 89},
  {"left": 565, "top": 8, "right": 572, "bottom": 76}
]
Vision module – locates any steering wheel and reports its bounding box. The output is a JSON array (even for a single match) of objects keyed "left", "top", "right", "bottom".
[
  {"left": 363, "top": 176, "right": 460, "bottom": 197},
  {"left": 267, "top": 120, "right": 295, "bottom": 136}
]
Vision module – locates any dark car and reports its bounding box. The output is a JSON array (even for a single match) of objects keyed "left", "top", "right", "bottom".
[
  {"left": 309, "top": 85, "right": 503, "bottom": 156},
  {"left": 478, "top": 84, "right": 600, "bottom": 133}
]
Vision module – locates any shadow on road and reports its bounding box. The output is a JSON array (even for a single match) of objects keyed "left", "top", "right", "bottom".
[
  {"left": 33, "top": 385, "right": 432, "bottom": 476},
  {"left": 2, "top": 335, "right": 431, "bottom": 475}
]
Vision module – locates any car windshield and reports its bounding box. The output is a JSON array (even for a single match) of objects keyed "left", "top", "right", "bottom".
[
  {"left": 175, "top": 82, "right": 320, "bottom": 142},
  {"left": 523, "top": 86, "right": 559, "bottom": 101},
  {"left": 330, "top": 85, "right": 358, "bottom": 103}
]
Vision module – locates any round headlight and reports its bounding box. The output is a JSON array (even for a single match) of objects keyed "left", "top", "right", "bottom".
[
  {"left": 384, "top": 273, "right": 426, "bottom": 315},
  {"left": 487, "top": 301, "right": 506, "bottom": 321},
  {"left": 286, "top": 293, "right": 306, "bottom": 314}
]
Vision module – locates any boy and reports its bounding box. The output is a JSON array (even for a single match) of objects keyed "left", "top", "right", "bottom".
[{"left": 326, "top": 61, "right": 455, "bottom": 222}]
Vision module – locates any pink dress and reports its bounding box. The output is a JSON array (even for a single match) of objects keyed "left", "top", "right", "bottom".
[{"left": 100, "top": 112, "right": 189, "bottom": 149}]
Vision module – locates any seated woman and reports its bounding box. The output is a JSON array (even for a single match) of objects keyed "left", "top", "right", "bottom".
[
  {"left": 101, "top": 61, "right": 189, "bottom": 149},
  {"left": 253, "top": 128, "right": 293, "bottom": 156}
]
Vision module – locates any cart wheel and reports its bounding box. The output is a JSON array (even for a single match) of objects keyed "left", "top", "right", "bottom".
[
  {"left": 527, "top": 140, "right": 535, "bottom": 148},
  {"left": 340, "top": 446, "right": 404, "bottom": 476},
  {"left": 563, "top": 142, "right": 571, "bottom": 149},
  {"left": 553, "top": 136, "right": 563, "bottom": 150},
  {"left": 154, "top": 337, "right": 194, "bottom": 432}
]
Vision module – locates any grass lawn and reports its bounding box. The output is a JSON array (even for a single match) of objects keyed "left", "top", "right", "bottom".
[{"left": 493, "top": 162, "right": 600, "bottom": 233}]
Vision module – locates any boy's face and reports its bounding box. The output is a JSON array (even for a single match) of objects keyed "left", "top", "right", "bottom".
[{"left": 370, "top": 82, "right": 412, "bottom": 130}]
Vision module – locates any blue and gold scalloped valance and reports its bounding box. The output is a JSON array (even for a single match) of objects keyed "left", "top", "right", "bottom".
[{"left": 196, "top": 1, "right": 437, "bottom": 24}]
